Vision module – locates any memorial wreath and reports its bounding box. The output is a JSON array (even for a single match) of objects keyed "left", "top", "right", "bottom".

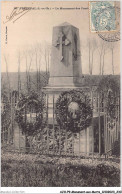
[
  {"left": 55, "top": 90, "right": 92, "bottom": 133},
  {"left": 15, "top": 92, "right": 46, "bottom": 136}
]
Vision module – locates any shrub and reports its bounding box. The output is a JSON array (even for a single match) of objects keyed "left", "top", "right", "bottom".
[
  {"left": 1, "top": 154, "right": 120, "bottom": 187},
  {"left": 112, "top": 138, "right": 120, "bottom": 157}
]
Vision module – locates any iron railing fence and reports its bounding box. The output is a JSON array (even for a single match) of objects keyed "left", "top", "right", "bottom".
[{"left": 1, "top": 87, "right": 120, "bottom": 158}]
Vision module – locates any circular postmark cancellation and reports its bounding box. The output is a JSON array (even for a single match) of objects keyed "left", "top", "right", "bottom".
[
  {"left": 90, "top": 1, "right": 120, "bottom": 42},
  {"left": 98, "top": 6, "right": 120, "bottom": 42}
]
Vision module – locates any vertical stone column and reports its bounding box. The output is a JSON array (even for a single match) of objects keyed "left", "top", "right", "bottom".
[{"left": 49, "top": 22, "right": 82, "bottom": 87}]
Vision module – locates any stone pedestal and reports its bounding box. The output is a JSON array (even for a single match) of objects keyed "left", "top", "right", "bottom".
[
  {"left": 43, "top": 86, "right": 104, "bottom": 155},
  {"left": 43, "top": 86, "right": 86, "bottom": 123},
  {"left": 14, "top": 122, "right": 26, "bottom": 152},
  {"left": 43, "top": 22, "right": 104, "bottom": 155},
  {"left": 73, "top": 114, "right": 104, "bottom": 155},
  {"left": 45, "top": 22, "right": 83, "bottom": 122}
]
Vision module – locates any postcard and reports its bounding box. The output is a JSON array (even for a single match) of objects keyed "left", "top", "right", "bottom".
[{"left": 1, "top": 1, "right": 121, "bottom": 193}]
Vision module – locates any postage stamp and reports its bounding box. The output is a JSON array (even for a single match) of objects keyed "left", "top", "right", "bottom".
[{"left": 89, "top": 1, "right": 116, "bottom": 32}]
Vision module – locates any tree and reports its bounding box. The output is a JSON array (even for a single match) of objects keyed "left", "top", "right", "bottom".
[
  {"left": 33, "top": 42, "right": 51, "bottom": 92},
  {"left": 33, "top": 43, "right": 43, "bottom": 93},
  {"left": 24, "top": 48, "right": 33, "bottom": 94},
  {"left": 97, "top": 40, "right": 109, "bottom": 75},
  {"left": 3, "top": 54, "right": 11, "bottom": 98},
  {"left": 17, "top": 50, "right": 22, "bottom": 97},
  {"left": 87, "top": 38, "right": 97, "bottom": 75},
  {"left": 16, "top": 42, "right": 51, "bottom": 95},
  {"left": 109, "top": 42, "right": 115, "bottom": 75},
  {"left": 43, "top": 42, "right": 51, "bottom": 74}
]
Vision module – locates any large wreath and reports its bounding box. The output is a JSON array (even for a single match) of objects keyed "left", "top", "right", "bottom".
[
  {"left": 15, "top": 92, "right": 46, "bottom": 136},
  {"left": 55, "top": 90, "right": 92, "bottom": 133}
]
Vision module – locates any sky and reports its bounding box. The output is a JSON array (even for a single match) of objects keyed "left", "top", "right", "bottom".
[{"left": 1, "top": 1, "right": 120, "bottom": 75}]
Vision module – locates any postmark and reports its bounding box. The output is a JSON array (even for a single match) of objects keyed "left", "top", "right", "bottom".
[
  {"left": 98, "top": 6, "right": 120, "bottom": 42},
  {"left": 89, "top": 2, "right": 120, "bottom": 42},
  {"left": 90, "top": 1, "right": 116, "bottom": 33}
]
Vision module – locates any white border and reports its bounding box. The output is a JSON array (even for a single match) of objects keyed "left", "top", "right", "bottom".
[{"left": 0, "top": 0, "right": 122, "bottom": 193}]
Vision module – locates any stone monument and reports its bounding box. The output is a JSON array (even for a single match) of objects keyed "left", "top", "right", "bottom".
[
  {"left": 44, "top": 22, "right": 104, "bottom": 155},
  {"left": 44, "top": 22, "right": 83, "bottom": 123},
  {"left": 49, "top": 22, "right": 82, "bottom": 87}
]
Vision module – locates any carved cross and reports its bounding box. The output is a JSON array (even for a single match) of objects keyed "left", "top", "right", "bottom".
[{"left": 54, "top": 31, "right": 70, "bottom": 61}]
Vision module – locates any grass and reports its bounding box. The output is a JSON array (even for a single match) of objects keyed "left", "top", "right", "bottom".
[{"left": 1, "top": 152, "right": 120, "bottom": 187}]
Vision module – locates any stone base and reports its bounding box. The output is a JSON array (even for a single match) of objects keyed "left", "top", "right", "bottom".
[
  {"left": 43, "top": 85, "right": 90, "bottom": 94},
  {"left": 14, "top": 122, "right": 26, "bottom": 152},
  {"left": 43, "top": 86, "right": 104, "bottom": 155},
  {"left": 48, "top": 77, "right": 82, "bottom": 87},
  {"left": 73, "top": 127, "right": 93, "bottom": 155}
]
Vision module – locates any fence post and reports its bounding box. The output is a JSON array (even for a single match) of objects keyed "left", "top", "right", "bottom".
[
  {"left": 47, "top": 94, "right": 49, "bottom": 154},
  {"left": 79, "top": 131, "right": 80, "bottom": 156},
  {"left": 98, "top": 93, "right": 101, "bottom": 156},
  {"left": 91, "top": 88, "right": 94, "bottom": 159},
  {"left": 106, "top": 115, "right": 108, "bottom": 156},
  {"left": 53, "top": 94, "right": 55, "bottom": 154},
  {"left": 10, "top": 93, "right": 13, "bottom": 146},
  {"left": 65, "top": 130, "right": 68, "bottom": 156},
  {"left": 65, "top": 93, "right": 68, "bottom": 156},
  {"left": 59, "top": 126, "right": 61, "bottom": 155},
  {"left": 116, "top": 96, "right": 120, "bottom": 140},
  {"left": 87, "top": 127, "right": 90, "bottom": 156},
  {"left": 85, "top": 128, "right": 87, "bottom": 155},
  {"left": 72, "top": 132, "right": 74, "bottom": 156},
  {"left": 104, "top": 96, "right": 106, "bottom": 157}
]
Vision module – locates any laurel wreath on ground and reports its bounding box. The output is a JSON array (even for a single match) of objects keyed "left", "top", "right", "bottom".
[
  {"left": 15, "top": 92, "right": 46, "bottom": 136},
  {"left": 55, "top": 90, "right": 92, "bottom": 133},
  {"left": 97, "top": 76, "right": 120, "bottom": 119}
]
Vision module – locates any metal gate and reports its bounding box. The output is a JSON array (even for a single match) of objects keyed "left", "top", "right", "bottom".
[{"left": 1, "top": 86, "right": 120, "bottom": 158}]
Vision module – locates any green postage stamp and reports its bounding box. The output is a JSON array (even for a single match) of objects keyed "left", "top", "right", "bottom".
[{"left": 90, "top": 1, "right": 116, "bottom": 32}]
